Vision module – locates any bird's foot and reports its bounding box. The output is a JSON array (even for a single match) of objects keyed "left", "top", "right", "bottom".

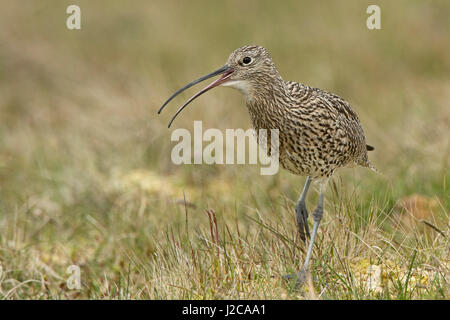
[
  {"left": 283, "top": 269, "right": 309, "bottom": 289},
  {"left": 295, "top": 201, "right": 310, "bottom": 242}
]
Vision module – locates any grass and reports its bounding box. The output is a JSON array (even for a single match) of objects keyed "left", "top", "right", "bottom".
[{"left": 0, "top": 0, "right": 448, "bottom": 299}]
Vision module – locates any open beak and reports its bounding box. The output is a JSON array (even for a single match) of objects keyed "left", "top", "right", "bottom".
[{"left": 158, "top": 65, "right": 234, "bottom": 128}]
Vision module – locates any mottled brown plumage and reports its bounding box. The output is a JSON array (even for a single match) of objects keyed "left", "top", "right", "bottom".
[
  {"left": 159, "top": 45, "right": 375, "bottom": 285},
  {"left": 223, "top": 45, "right": 375, "bottom": 180}
]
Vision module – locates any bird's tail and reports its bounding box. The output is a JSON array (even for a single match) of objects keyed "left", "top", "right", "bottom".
[
  {"left": 358, "top": 153, "right": 382, "bottom": 175},
  {"left": 362, "top": 144, "right": 381, "bottom": 175},
  {"left": 367, "top": 161, "right": 381, "bottom": 175}
]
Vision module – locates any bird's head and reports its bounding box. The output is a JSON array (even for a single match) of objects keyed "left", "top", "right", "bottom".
[
  {"left": 158, "top": 45, "right": 282, "bottom": 128},
  {"left": 222, "top": 45, "right": 281, "bottom": 95}
]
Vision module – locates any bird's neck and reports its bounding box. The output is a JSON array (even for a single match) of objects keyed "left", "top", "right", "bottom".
[{"left": 245, "top": 77, "right": 288, "bottom": 129}]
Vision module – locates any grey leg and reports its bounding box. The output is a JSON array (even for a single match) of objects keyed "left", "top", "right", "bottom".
[
  {"left": 302, "top": 192, "right": 324, "bottom": 271},
  {"left": 295, "top": 176, "right": 312, "bottom": 242},
  {"left": 284, "top": 179, "right": 328, "bottom": 287}
]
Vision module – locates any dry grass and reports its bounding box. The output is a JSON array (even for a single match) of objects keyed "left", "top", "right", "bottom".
[{"left": 0, "top": 1, "right": 448, "bottom": 299}]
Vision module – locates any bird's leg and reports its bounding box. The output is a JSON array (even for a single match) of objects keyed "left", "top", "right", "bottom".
[
  {"left": 285, "top": 179, "right": 328, "bottom": 287},
  {"left": 302, "top": 192, "right": 324, "bottom": 272},
  {"left": 295, "top": 176, "right": 312, "bottom": 242}
]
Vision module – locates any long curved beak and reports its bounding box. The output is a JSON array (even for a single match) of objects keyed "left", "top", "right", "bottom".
[{"left": 158, "top": 65, "right": 234, "bottom": 128}]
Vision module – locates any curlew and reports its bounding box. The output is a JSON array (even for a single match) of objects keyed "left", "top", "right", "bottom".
[{"left": 158, "top": 45, "right": 376, "bottom": 284}]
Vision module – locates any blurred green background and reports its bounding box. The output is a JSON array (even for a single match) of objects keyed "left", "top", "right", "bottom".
[{"left": 0, "top": 1, "right": 448, "bottom": 299}]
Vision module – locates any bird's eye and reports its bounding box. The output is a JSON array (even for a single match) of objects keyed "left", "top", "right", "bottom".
[{"left": 243, "top": 57, "right": 252, "bottom": 65}]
